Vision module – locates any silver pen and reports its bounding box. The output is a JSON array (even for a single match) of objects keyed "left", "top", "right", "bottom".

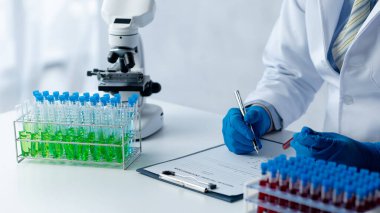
[{"left": 234, "top": 90, "right": 259, "bottom": 154}]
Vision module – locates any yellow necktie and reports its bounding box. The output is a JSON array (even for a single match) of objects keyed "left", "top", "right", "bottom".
[{"left": 332, "top": 0, "right": 371, "bottom": 70}]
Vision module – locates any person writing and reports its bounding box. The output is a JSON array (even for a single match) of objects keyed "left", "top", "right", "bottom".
[{"left": 222, "top": 0, "right": 380, "bottom": 171}]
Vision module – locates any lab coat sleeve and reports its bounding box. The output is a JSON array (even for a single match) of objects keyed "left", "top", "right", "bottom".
[{"left": 245, "top": 0, "right": 324, "bottom": 127}]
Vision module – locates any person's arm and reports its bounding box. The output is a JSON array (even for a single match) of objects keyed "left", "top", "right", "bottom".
[
  {"left": 245, "top": 0, "right": 324, "bottom": 128},
  {"left": 291, "top": 127, "right": 380, "bottom": 172}
]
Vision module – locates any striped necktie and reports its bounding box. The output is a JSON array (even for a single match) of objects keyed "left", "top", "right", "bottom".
[{"left": 332, "top": 0, "right": 371, "bottom": 70}]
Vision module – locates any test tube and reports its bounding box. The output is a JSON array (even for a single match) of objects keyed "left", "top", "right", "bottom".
[
  {"left": 278, "top": 168, "right": 289, "bottom": 207},
  {"left": 299, "top": 173, "right": 310, "bottom": 212},
  {"left": 321, "top": 179, "right": 333, "bottom": 203},
  {"left": 344, "top": 184, "right": 355, "bottom": 209},
  {"left": 310, "top": 176, "right": 321, "bottom": 200}
]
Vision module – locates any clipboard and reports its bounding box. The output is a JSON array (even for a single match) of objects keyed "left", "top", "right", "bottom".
[{"left": 137, "top": 130, "right": 294, "bottom": 203}]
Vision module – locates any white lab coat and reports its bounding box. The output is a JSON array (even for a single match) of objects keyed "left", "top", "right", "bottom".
[
  {"left": 246, "top": 0, "right": 380, "bottom": 142},
  {"left": 0, "top": 0, "right": 108, "bottom": 112}
]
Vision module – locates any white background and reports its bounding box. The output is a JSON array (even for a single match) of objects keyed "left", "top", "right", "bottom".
[{"left": 0, "top": 0, "right": 326, "bottom": 131}]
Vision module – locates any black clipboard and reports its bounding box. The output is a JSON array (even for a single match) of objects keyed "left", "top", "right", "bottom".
[{"left": 136, "top": 144, "right": 243, "bottom": 202}]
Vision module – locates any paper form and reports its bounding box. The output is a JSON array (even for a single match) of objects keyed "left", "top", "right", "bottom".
[{"left": 145, "top": 135, "right": 294, "bottom": 196}]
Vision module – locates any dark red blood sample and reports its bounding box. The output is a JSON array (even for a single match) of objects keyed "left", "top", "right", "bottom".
[
  {"left": 310, "top": 208, "right": 321, "bottom": 213},
  {"left": 269, "top": 182, "right": 278, "bottom": 189},
  {"left": 257, "top": 206, "right": 265, "bottom": 213},
  {"left": 258, "top": 192, "right": 267, "bottom": 201},
  {"left": 345, "top": 196, "right": 356, "bottom": 210},
  {"left": 289, "top": 189, "right": 299, "bottom": 210},
  {"left": 311, "top": 194, "right": 320, "bottom": 200},
  {"left": 322, "top": 198, "right": 330, "bottom": 203},
  {"left": 299, "top": 193, "right": 309, "bottom": 212},
  {"left": 259, "top": 179, "right": 267, "bottom": 187},
  {"left": 278, "top": 185, "right": 288, "bottom": 207}
]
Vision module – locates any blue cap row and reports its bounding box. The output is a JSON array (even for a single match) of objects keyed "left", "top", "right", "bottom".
[
  {"left": 32, "top": 90, "right": 136, "bottom": 107},
  {"left": 261, "top": 155, "right": 380, "bottom": 197}
]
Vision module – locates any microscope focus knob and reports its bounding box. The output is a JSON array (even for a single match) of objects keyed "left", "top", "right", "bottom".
[
  {"left": 152, "top": 82, "right": 161, "bottom": 93},
  {"left": 108, "top": 51, "right": 119, "bottom": 64}
]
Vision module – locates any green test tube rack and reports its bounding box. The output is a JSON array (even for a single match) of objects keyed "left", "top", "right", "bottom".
[{"left": 13, "top": 103, "right": 141, "bottom": 170}]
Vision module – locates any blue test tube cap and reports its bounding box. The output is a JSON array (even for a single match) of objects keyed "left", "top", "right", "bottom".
[
  {"left": 90, "top": 96, "right": 98, "bottom": 106},
  {"left": 269, "top": 167, "right": 277, "bottom": 178},
  {"left": 103, "top": 94, "right": 111, "bottom": 102},
  {"left": 128, "top": 96, "right": 137, "bottom": 106},
  {"left": 47, "top": 95, "right": 55, "bottom": 103},
  {"left": 35, "top": 94, "right": 44, "bottom": 103},
  {"left": 69, "top": 95, "right": 78, "bottom": 103},
  {"left": 322, "top": 179, "right": 332, "bottom": 189},
  {"left": 83, "top": 92, "right": 90, "bottom": 99},
  {"left": 315, "top": 159, "right": 326, "bottom": 165},
  {"left": 53, "top": 91, "right": 59, "bottom": 99},
  {"left": 93, "top": 93, "right": 100, "bottom": 101},
  {"left": 100, "top": 97, "right": 108, "bottom": 106},
  {"left": 300, "top": 173, "right": 309, "bottom": 185},
  {"left": 370, "top": 172, "right": 380, "bottom": 180},
  {"left": 348, "top": 166, "right": 357, "bottom": 174},
  {"left": 42, "top": 91, "right": 49, "bottom": 97},
  {"left": 261, "top": 162, "right": 268, "bottom": 175},
  {"left": 63, "top": 91, "right": 70, "bottom": 98},
  {"left": 114, "top": 93, "right": 121, "bottom": 103},
  {"left": 79, "top": 96, "right": 86, "bottom": 105},
  {"left": 280, "top": 169, "right": 288, "bottom": 180},
  {"left": 33, "top": 90, "right": 41, "bottom": 96},
  {"left": 360, "top": 169, "right": 370, "bottom": 176},
  {"left": 356, "top": 188, "right": 366, "bottom": 200},
  {"left": 344, "top": 185, "right": 355, "bottom": 196},
  {"left": 110, "top": 97, "right": 118, "bottom": 107},
  {"left": 59, "top": 95, "right": 66, "bottom": 102}
]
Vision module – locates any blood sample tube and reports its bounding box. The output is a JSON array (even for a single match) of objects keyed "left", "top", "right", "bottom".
[
  {"left": 288, "top": 170, "right": 299, "bottom": 210},
  {"left": 258, "top": 162, "right": 269, "bottom": 211},
  {"left": 278, "top": 169, "right": 289, "bottom": 207},
  {"left": 343, "top": 185, "right": 355, "bottom": 210},
  {"left": 299, "top": 173, "right": 310, "bottom": 212},
  {"left": 333, "top": 182, "right": 344, "bottom": 207},
  {"left": 355, "top": 188, "right": 366, "bottom": 212},
  {"left": 310, "top": 176, "right": 321, "bottom": 200},
  {"left": 321, "top": 179, "right": 332, "bottom": 203},
  {"left": 268, "top": 167, "right": 279, "bottom": 204},
  {"left": 374, "top": 179, "right": 380, "bottom": 205},
  {"left": 260, "top": 163, "right": 269, "bottom": 187}
]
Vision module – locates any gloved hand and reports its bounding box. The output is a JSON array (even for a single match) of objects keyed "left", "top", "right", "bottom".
[
  {"left": 291, "top": 126, "right": 380, "bottom": 172},
  {"left": 222, "top": 106, "right": 271, "bottom": 154}
]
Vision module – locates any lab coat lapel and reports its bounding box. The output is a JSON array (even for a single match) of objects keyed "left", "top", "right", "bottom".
[
  {"left": 318, "top": 0, "right": 344, "bottom": 56},
  {"left": 356, "top": 1, "right": 380, "bottom": 36},
  {"left": 306, "top": 0, "right": 343, "bottom": 87}
]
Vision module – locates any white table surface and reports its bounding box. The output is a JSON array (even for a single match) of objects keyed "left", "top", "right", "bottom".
[{"left": 0, "top": 99, "right": 284, "bottom": 213}]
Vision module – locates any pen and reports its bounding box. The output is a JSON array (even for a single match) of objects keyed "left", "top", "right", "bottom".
[
  {"left": 159, "top": 170, "right": 217, "bottom": 193},
  {"left": 234, "top": 90, "right": 259, "bottom": 154}
]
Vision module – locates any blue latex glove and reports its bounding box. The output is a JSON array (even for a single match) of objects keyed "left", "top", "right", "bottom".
[
  {"left": 222, "top": 106, "right": 271, "bottom": 154},
  {"left": 291, "top": 126, "right": 380, "bottom": 172}
]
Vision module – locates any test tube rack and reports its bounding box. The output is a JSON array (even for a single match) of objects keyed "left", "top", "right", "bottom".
[
  {"left": 13, "top": 102, "right": 141, "bottom": 170},
  {"left": 244, "top": 155, "right": 380, "bottom": 213}
]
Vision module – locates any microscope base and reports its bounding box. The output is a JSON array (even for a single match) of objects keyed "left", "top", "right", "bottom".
[{"left": 140, "top": 103, "right": 163, "bottom": 139}]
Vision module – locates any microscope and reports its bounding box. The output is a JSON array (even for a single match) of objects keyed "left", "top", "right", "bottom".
[{"left": 87, "top": 0, "right": 163, "bottom": 139}]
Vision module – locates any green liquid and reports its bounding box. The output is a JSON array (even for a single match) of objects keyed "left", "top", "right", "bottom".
[
  {"left": 79, "top": 128, "right": 89, "bottom": 161},
  {"left": 40, "top": 132, "right": 50, "bottom": 158},
  {"left": 19, "top": 131, "right": 31, "bottom": 156},
  {"left": 53, "top": 131, "right": 63, "bottom": 158},
  {"left": 30, "top": 132, "right": 40, "bottom": 157},
  {"left": 115, "top": 136, "right": 124, "bottom": 163},
  {"left": 19, "top": 124, "right": 131, "bottom": 163},
  {"left": 89, "top": 132, "right": 101, "bottom": 161},
  {"left": 64, "top": 131, "right": 74, "bottom": 160}
]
